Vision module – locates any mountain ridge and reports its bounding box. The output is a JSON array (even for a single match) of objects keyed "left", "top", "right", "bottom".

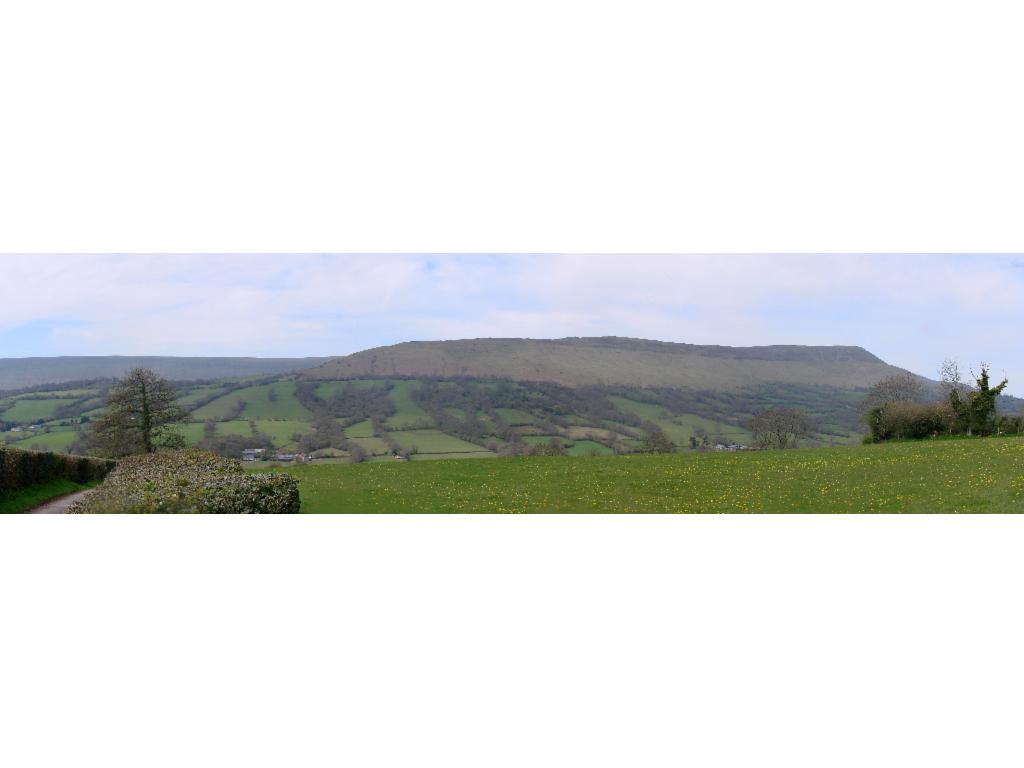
[{"left": 305, "top": 337, "right": 904, "bottom": 390}]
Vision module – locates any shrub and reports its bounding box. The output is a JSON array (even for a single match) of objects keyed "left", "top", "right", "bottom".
[
  {"left": 997, "top": 415, "right": 1024, "bottom": 435},
  {"left": 864, "top": 401, "right": 954, "bottom": 442},
  {"left": 0, "top": 446, "right": 115, "bottom": 492},
  {"left": 69, "top": 449, "right": 300, "bottom": 514}
]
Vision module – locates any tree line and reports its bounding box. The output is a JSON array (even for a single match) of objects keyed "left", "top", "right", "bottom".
[{"left": 864, "top": 362, "right": 1020, "bottom": 442}]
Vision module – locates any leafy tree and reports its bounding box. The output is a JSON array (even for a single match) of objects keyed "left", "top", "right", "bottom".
[
  {"left": 950, "top": 365, "right": 1009, "bottom": 436},
  {"left": 89, "top": 368, "right": 188, "bottom": 456}
]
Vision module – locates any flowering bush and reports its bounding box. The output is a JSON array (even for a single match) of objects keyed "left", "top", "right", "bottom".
[
  {"left": 69, "top": 449, "right": 300, "bottom": 514},
  {"left": 0, "top": 446, "right": 115, "bottom": 491}
]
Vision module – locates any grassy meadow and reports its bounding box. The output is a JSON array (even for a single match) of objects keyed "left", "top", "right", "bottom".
[{"left": 262, "top": 436, "right": 1024, "bottom": 513}]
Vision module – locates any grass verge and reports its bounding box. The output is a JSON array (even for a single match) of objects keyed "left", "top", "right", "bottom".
[{"left": 0, "top": 479, "right": 97, "bottom": 514}]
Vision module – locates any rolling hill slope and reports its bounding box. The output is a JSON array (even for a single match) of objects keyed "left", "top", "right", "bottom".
[
  {"left": 306, "top": 337, "right": 909, "bottom": 390},
  {"left": 6, "top": 338, "right": 1019, "bottom": 461}
]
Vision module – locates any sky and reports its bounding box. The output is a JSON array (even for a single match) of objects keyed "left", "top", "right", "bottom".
[{"left": 2, "top": 254, "right": 1022, "bottom": 394}]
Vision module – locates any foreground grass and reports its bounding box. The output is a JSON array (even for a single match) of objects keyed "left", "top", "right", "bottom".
[
  {"left": 263, "top": 437, "right": 1024, "bottom": 513},
  {"left": 0, "top": 479, "right": 97, "bottom": 514}
]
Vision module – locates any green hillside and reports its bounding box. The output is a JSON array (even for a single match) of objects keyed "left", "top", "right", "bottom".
[
  {"left": 191, "top": 381, "right": 313, "bottom": 421},
  {"left": 6, "top": 339, "right": 1017, "bottom": 464}
]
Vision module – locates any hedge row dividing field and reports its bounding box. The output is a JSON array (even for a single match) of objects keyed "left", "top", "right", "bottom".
[
  {"left": 261, "top": 436, "right": 1024, "bottom": 513},
  {"left": 0, "top": 445, "right": 115, "bottom": 492},
  {"left": 0, "top": 445, "right": 115, "bottom": 513}
]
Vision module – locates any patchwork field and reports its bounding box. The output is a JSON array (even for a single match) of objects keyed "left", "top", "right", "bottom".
[
  {"left": 262, "top": 437, "right": 1024, "bottom": 513},
  {"left": 2, "top": 371, "right": 874, "bottom": 460}
]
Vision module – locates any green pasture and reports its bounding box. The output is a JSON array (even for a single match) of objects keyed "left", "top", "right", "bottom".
[
  {"left": 217, "top": 420, "right": 255, "bottom": 437},
  {"left": 496, "top": 408, "right": 539, "bottom": 426},
  {"left": 520, "top": 435, "right": 614, "bottom": 456},
  {"left": 190, "top": 393, "right": 247, "bottom": 421},
  {"left": 262, "top": 436, "right": 1024, "bottom": 513},
  {"left": 177, "top": 385, "right": 229, "bottom": 408},
  {"left": 385, "top": 381, "right": 431, "bottom": 429},
  {"left": 348, "top": 436, "right": 392, "bottom": 456},
  {"left": 191, "top": 381, "right": 312, "bottom": 421},
  {"left": 567, "top": 440, "right": 615, "bottom": 456},
  {"left": 411, "top": 452, "right": 497, "bottom": 461},
  {"left": 345, "top": 420, "right": 375, "bottom": 438},
  {"left": 389, "top": 429, "right": 490, "bottom": 454},
  {"left": 251, "top": 419, "right": 308, "bottom": 443},
  {"left": 315, "top": 379, "right": 387, "bottom": 400},
  {"left": 1, "top": 398, "right": 79, "bottom": 423},
  {"left": 2, "top": 428, "right": 80, "bottom": 452}
]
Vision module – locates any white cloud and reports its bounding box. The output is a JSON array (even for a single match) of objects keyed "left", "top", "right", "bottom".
[{"left": 2, "top": 254, "right": 1022, "bottom": 394}]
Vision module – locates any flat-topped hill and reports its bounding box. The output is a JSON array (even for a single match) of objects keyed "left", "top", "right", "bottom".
[{"left": 305, "top": 337, "right": 905, "bottom": 390}]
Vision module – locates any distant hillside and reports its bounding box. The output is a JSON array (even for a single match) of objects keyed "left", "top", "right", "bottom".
[
  {"left": 306, "top": 337, "right": 908, "bottom": 390},
  {"left": 0, "top": 356, "right": 330, "bottom": 391},
  {"left": 6, "top": 340, "right": 1016, "bottom": 462}
]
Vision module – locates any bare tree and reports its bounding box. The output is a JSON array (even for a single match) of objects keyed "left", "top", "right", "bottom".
[
  {"left": 749, "top": 407, "right": 815, "bottom": 450},
  {"left": 939, "top": 359, "right": 970, "bottom": 401},
  {"left": 863, "top": 373, "right": 926, "bottom": 411}
]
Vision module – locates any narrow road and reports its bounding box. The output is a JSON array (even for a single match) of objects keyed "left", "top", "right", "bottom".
[{"left": 29, "top": 490, "right": 91, "bottom": 515}]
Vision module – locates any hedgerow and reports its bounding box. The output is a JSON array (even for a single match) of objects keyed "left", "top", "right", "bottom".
[
  {"left": 0, "top": 446, "right": 115, "bottom": 492},
  {"left": 69, "top": 449, "right": 300, "bottom": 514}
]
